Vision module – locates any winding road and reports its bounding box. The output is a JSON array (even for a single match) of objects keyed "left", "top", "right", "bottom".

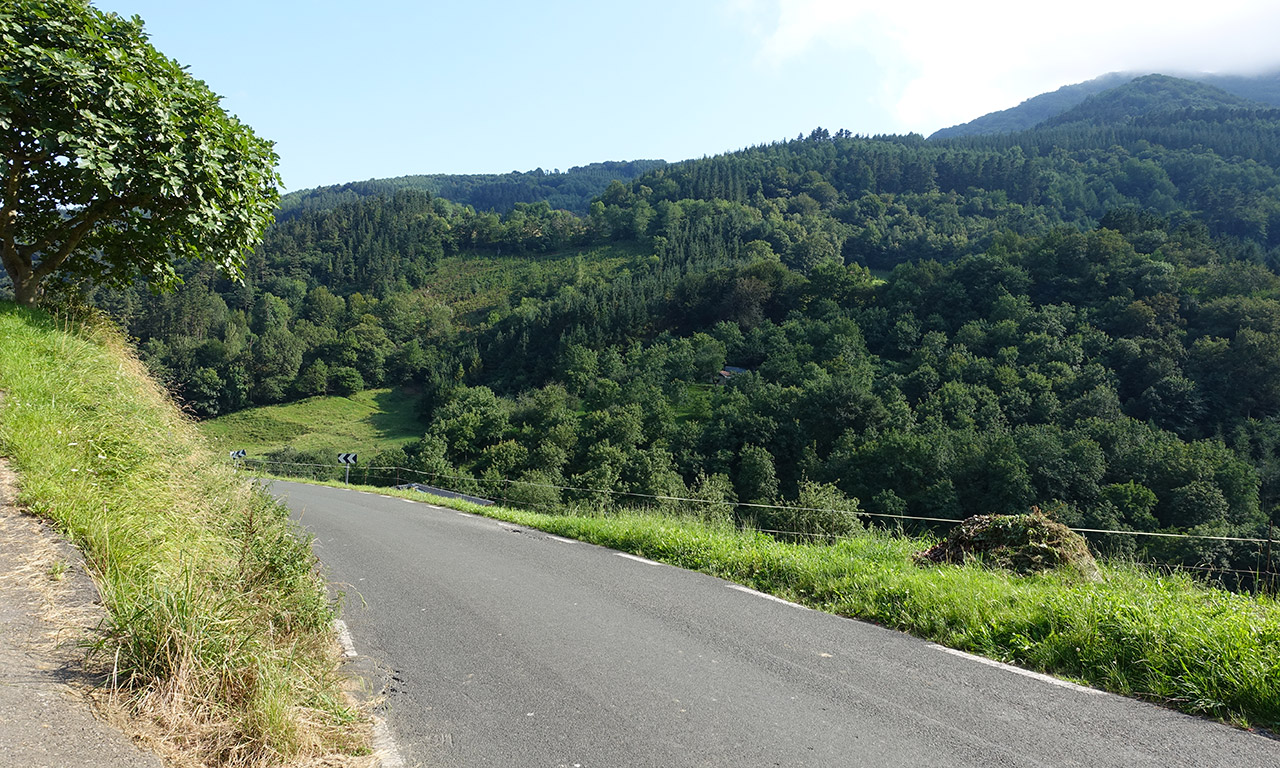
[{"left": 271, "top": 480, "right": 1279, "bottom": 768}]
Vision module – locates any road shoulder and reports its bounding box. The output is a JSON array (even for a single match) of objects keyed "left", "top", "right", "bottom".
[{"left": 0, "top": 457, "right": 164, "bottom": 768}]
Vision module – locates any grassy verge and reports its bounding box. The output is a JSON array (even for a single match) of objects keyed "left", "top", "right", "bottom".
[
  {"left": 0, "top": 303, "right": 366, "bottom": 766},
  {"left": 273, "top": 473, "right": 1280, "bottom": 731}
]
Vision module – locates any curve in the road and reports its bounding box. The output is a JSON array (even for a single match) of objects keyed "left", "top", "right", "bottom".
[{"left": 272, "top": 480, "right": 1280, "bottom": 768}]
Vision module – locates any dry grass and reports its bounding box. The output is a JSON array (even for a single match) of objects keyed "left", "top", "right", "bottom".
[{"left": 0, "top": 302, "right": 373, "bottom": 766}]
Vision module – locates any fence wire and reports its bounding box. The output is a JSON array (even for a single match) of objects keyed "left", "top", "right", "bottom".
[{"left": 238, "top": 457, "right": 1277, "bottom": 586}]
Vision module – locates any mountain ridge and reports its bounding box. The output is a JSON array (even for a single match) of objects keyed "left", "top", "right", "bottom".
[
  {"left": 930, "top": 69, "right": 1280, "bottom": 139},
  {"left": 277, "top": 159, "right": 666, "bottom": 220}
]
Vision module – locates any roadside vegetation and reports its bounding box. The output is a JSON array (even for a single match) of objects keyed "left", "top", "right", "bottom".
[
  {"left": 0, "top": 303, "right": 367, "bottom": 766},
  {"left": 270, "top": 473, "right": 1280, "bottom": 731}
]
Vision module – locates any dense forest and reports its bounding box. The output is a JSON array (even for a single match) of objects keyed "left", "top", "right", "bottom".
[
  {"left": 70, "top": 73, "right": 1280, "bottom": 575},
  {"left": 275, "top": 160, "right": 666, "bottom": 219},
  {"left": 932, "top": 70, "right": 1280, "bottom": 139}
]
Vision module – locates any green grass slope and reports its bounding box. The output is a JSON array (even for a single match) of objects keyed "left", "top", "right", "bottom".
[
  {"left": 0, "top": 303, "right": 365, "bottom": 766},
  {"left": 201, "top": 387, "right": 426, "bottom": 458}
]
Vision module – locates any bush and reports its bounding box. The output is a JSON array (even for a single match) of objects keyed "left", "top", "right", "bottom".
[
  {"left": 759, "top": 480, "right": 863, "bottom": 541},
  {"left": 329, "top": 365, "right": 364, "bottom": 395}
]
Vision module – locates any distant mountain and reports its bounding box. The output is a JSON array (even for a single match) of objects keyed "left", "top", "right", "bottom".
[
  {"left": 1039, "top": 74, "right": 1262, "bottom": 128},
  {"left": 277, "top": 159, "right": 666, "bottom": 220},
  {"left": 1199, "top": 70, "right": 1280, "bottom": 107},
  {"left": 928, "top": 72, "right": 1134, "bottom": 140},
  {"left": 930, "top": 70, "right": 1280, "bottom": 140}
]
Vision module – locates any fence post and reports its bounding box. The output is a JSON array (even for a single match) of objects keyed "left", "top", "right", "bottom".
[{"left": 1267, "top": 514, "right": 1275, "bottom": 593}]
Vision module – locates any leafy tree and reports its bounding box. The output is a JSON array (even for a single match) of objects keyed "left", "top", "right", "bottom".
[
  {"left": 329, "top": 366, "right": 364, "bottom": 396},
  {"left": 0, "top": 1, "right": 279, "bottom": 305},
  {"left": 736, "top": 444, "right": 779, "bottom": 505}
]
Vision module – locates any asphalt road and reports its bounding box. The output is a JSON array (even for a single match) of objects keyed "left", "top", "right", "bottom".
[{"left": 271, "top": 480, "right": 1280, "bottom": 768}]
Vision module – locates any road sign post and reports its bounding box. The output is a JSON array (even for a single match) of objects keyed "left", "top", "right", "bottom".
[{"left": 338, "top": 453, "right": 358, "bottom": 484}]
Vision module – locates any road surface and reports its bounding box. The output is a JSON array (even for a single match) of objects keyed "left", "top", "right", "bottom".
[{"left": 271, "top": 480, "right": 1280, "bottom": 768}]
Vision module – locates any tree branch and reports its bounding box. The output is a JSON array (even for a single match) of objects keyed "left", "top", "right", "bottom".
[{"left": 27, "top": 192, "right": 148, "bottom": 283}]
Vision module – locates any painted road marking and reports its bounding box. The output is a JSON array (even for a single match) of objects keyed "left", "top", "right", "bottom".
[
  {"left": 727, "top": 584, "right": 808, "bottom": 610},
  {"left": 333, "top": 619, "right": 358, "bottom": 658},
  {"left": 332, "top": 619, "right": 407, "bottom": 767},
  {"left": 928, "top": 644, "right": 1104, "bottom": 695},
  {"left": 546, "top": 535, "right": 577, "bottom": 544},
  {"left": 615, "top": 552, "right": 663, "bottom": 566},
  {"left": 372, "top": 715, "right": 406, "bottom": 768}
]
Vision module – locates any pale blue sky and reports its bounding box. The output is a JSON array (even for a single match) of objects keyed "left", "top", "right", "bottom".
[{"left": 94, "top": 0, "right": 1280, "bottom": 192}]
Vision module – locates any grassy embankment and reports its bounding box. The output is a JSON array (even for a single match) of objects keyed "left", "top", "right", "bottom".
[
  {"left": 272, "top": 474, "right": 1280, "bottom": 731},
  {"left": 0, "top": 302, "right": 367, "bottom": 766}
]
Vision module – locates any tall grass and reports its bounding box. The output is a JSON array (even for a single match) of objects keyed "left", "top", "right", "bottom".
[
  {"left": 300, "top": 477, "right": 1280, "bottom": 730},
  {"left": 0, "top": 303, "right": 364, "bottom": 766}
]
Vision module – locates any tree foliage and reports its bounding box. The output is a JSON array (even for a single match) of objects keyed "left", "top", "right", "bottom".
[
  {"left": 84, "top": 79, "right": 1280, "bottom": 577},
  {"left": 0, "top": 0, "right": 279, "bottom": 305}
]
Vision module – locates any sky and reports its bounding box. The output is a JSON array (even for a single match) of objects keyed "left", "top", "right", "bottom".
[{"left": 94, "top": 0, "right": 1280, "bottom": 193}]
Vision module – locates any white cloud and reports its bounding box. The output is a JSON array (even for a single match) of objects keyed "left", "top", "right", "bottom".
[{"left": 735, "top": 0, "right": 1280, "bottom": 133}]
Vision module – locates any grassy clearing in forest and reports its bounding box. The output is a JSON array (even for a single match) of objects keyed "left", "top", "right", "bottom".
[
  {"left": 273, "top": 474, "right": 1280, "bottom": 731},
  {"left": 200, "top": 387, "right": 426, "bottom": 459},
  {"left": 0, "top": 303, "right": 367, "bottom": 766}
]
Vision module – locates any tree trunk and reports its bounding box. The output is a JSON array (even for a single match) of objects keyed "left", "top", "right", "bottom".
[{"left": 11, "top": 273, "right": 40, "bottom": 307}]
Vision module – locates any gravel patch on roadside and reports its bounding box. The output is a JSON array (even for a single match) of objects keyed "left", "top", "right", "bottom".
[{"left": 0, "top": 455, "right": 165, "bottom": 768}]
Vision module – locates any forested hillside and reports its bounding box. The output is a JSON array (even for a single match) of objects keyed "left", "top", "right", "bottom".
[
  {"left": 276, "top": 160, "right": 666, "bottom": 219},
  {"left": 928, "top": 72, "right": 1135, "bottom": 139},
  {"left": 932, "top": 70, "right": 1280, "bottom": 139},
  {"left": 86, "top": 74, "right": 1280, "bottom": 575}
]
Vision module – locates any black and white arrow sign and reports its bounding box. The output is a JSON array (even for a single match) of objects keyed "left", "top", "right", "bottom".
[
  {"left": 229, "top": 449, "right": 247, "bottom": 459},
  {"left": 338, "top": 453, "right": 358, "bottom": 465}
]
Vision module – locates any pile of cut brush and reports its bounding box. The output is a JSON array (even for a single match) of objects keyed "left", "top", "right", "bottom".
[{"left": 915, "top": 509, "right": 1100, "bottom": 580}]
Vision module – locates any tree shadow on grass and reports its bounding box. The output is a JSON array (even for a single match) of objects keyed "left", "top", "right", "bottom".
[{"left": 366, "top": 388, "right": 429, "bottom": 442}]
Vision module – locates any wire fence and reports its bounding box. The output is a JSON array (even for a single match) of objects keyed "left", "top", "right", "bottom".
[{"left": 240, "top": 457, "right": 1278, "bottom": 592}]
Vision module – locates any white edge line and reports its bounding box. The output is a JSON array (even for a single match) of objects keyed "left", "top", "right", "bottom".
[
  {"left": 400, "top": 498, "right": 416, "bottom": 504},
  {"left": 727, "top": 584, "right": 808, "bottom": 610},
  {"left": 546, "top": 534, "right": 577, "bottom": 544},
  {"left": 372, "top": 715, "right": 406, "bottom": 768},
  {"left": 332, "top": 620, "right": 407, "bottom": 767},
  {"left": 615, "top": 552, "right": 663, "bottom": 566},
  {"left": 333, "top": 619, "right": 358, "bottom": 658},
  {"left": 455, "top": 512, "right": 472, "bottom": 517},
  {"left": 928, "top": 644, "right": 1104, "bottom": 695}
]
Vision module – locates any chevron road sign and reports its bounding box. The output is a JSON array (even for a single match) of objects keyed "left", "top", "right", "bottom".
[
  {"left": 229, "top": 449, "right": 247, "bottom": 460},
  {"left": 338, "top": 453, "right": 358, "bottom": 484}
]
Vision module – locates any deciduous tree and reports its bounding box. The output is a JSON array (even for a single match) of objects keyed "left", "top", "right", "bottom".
[{"left": 0, "top": 1, "right": 279, "bottom": 305}]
